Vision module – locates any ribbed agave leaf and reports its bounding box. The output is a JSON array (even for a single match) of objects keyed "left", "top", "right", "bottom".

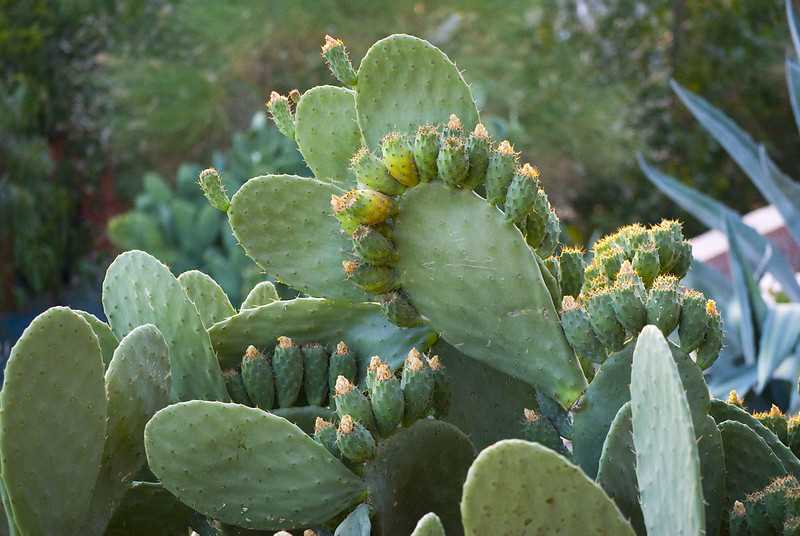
[
  {"left": 786, "top": 58, "right": 800, "bottom": 134},
  {"left": 788, "top": 0, "right": 800, "bottom": 59},
  {"left": 756, "top": 305, "right": 800, "bottom": 393}
]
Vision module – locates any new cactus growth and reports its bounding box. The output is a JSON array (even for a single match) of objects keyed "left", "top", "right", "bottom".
[
  {"left": 464, "top": 123, "right": 491, "bottom": 188},
  {"left": 314, "top": 417, "right": 341, "bottom": 458},
  {"left": 485, "top": 140, "right": 518, "bottom": 207},
  {"left": 561, "top": 296, "right": 606, "bottom": 361},
  {"left": 303, "top": 343, "right": 330, "bottom": 407},
  {"left": 380, "top": 290, "right": 423, "bottom": 327},
  {"left": 413, "top": 124, "right": 440, "bottom": 182},
  {"left": 197, "top": 168, "right": 230, "bottom": 213},
  {"left": 678, "top": 289, "right": 710, "bottom": 353},
  {"left": 646, "top": 274, "right": 682, "bottom": 335},
  {"left": 351, "top": 147, "right": 406, "bottom": 196},
  {"left": 331, "top": 189, "right": 396, "bottom": 227},
  {"left": 696, "top": 300, "right": 723, "bottom": 370},
  {"left": 224, "top": 368, "right": 252, "bottom": 405},
  {"left": 559, "top": 247, "right": 585, "bottom": 298},
  {"left": 370, "top": 363, "right": 405, "bottom": 436},
  {"left": 437, "top": 135, "right": 470, "bottom": 187},
  {"left": 427, "top": 354, "right": 451, "bottom": 418},
  {"left": 337, "top": 415, "right": 377, "bottom": 463},
  {"left": 342, "top": 259, "right": 397, "bottom": 294},
  {"left": 321, "top": 35, "right": 357, "bottom": 87},
  {"left": 241, "top": 345, "right": 275, "bottom": 409},
  {"left": 272, "top": 336, "right": 304, "bottom": 408},
  {"left": 401, "top": 348, "right": 434, "bottom": 425},
  {"left": 266, "top": 91, "right": 295, "bottom": 141},
  {"left": 504, "top": 163, "right": 543, "bottom": 227},
  {"left": 329, "top": 341, "right": 357, "bottom": 393},
  {"left": 335, "top": 376, "right": 377, "bottom": 431},
  {"left": 586, "top": 288, "right": 626, "bottom": 354},
  {"left": 352, "top": 224, "right": 398, "bottom": 265},
  {"left": 632, "top": 243, "right": 660, "bottom": 288},
  {"left": 381, "top": 132, "right": 419, "bottom": 187}
]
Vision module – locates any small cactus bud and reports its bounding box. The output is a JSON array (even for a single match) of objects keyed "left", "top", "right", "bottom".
[
  {"left": 426, "top": 354, "right": 451, "bottom": 418},
  {"left": 321, "top": 35, "right": 357, "bottom": 87},
  {"left": 331, "top": 189, "right": 397, "bottom": 226},
  {"left": 437, "top": 135, "right": 470, "bottom": 188},
  {"left": 342, "top": 258, "right": 397, "bottom": 294},
  {"left": 521, "top": 408, "right": 567, "bottom": 454},
  {"left": 336, "top": 414, "right": 376, "bottom": 462},
  {"left": 197, "top": 168, "right": 230, "bottom": 212},
  {"left": 678, "top": 289, "right": 709, "bottom": 353},
  {"left": 380, "top": 290, "right": 423, "bottom": 327},
  {"left": 645, "top": 275, "right": 682, "bottom": 336},
  {"left": 414, "top": 124, "right": 440, "bottom": 182},
  {"left": 586, "top": 288, "right": 626, "bottom": 355},
  {"left": 610, "top": 261, "right": 647, "bottom": 335},
  {"left": 223, "top": 368, "right": 252, "bottom": 405},
  {"left": 401, "top": 348, "right": 434, "bottom": 425},
  {"left": 485, "top": 140, "right": 519, "bottom": 207},
  {"left": 350, "top": 147, "right": 406, "bottom": 196},
  {"left": 266, "top": 91, "right": 295, "bottom": 140},
  {"left": 302, "top": 342, "right": 329, "bottom": 407},
  {"left": 632, "top": 243, "right": 660, "bottom": 288},
  {"left": 335, "top": 376, "right": 377, "bottom": 431},
  {"left": 535, "top": 208, "right": 561, "bottom": 258},
  {"left": 352, "top": 225, "right": 398, "bottom": 266},
  {"left": 559, "top": 247, "right": 585, "bottom": 298},
  {"left": 464, "top": 123, "right": 491, "bottom": 189},
  {"left": 314, "top": 417, "right": 340, "bottom": 458},
  {"left": 272, "top": 336, "right": 304, "bottom": 408},
  {"left": 241, "top": 345, "right": 275, "bottom": 409},
  {"left": 561, "top": 296, "right": 606, "bottom": 363},
  {"left": 504, "top": 163, "right": 542, "bottom": 226},
  {"left": 370, "top": 363, "right": 405, "bottom": 436},
  {"left": 329, "top": 341, "right": 357, "bottom": 392},
  {"left": 381, "top": 132, "right": 419, "bottom": 187}
]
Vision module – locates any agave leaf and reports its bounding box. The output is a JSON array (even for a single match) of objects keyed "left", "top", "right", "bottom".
[
  {"left": 756, "top": 304, "right": 800, "bottom": 392},
  {"left": 789, "top": 0, "right": 800, "bottom": 59},
  {"left": 786, "top": 58, "right": 800, "bottom": 137},
  {"left": 706, "top": 362, "right": 757, "bottom": 401}
]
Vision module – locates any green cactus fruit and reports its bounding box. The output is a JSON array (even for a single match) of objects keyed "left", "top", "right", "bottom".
[
  {"left": 464, "top": 123, "right": 491, "bottom": 189},
  {"left": 755, "top": 405, "right": 790, "bottom": 444},
  {"left": 321, "top": 35, "right": 357, "bottom": 87},
  {"left": 411, "top": 513, "right": 446, "bottom": 536},
  {"left": 586, "top": 288, "right": 627, "bottom": 353},
  {"left": 427, "top": 354, "right": 451, "bottom": 418},
  {"left": 365, "top": 355, "right": 384, "bottom": 393},
  {"left": 440, "top": 113, "right": 463, "bottom": 138},
  {"left": 401, "top": 348, "right": 435, "bottom": 425},
  {"left": 599, "top": 246, "right": 625, "bottom": 281},
  {"left": 560, "top": 296, "right": 606, "bottom": 362},
  {"left": 303, "top": 343, "right": 330, "bottom": 407},
  {"left": 331, "top": 189, "right": 397, "bottom": 227},
  {"left": 652, "top": 219, "right": 683, "bottom": 273},
  {"left": 678, "top": 289, "right": 709, "bottom": 354},
  {"left": 632, "top": 243, "right": 660, "bottom": 288},
  {"left": 729, "top": 501, "right": 748, "bottom": 536},
  {"left": 535, "top": 208, "right": 561, "bottom": 258},
  {"left": 370, "top": 363, "right": 405, "bottom": 436},
  {"left": 522, "top": 408, "right": 566, "bottom": 455},
  {"left": 380, "top": 290, "right": 424, "bottom": 328},
  {"left": 381, "top": 132, "right": 419, "bottom": 187},
  {"left": 437, "top": 135, "right": 470, "bottom": 188},
  {"left": 671, "top": 241, "right": 693, "bottom": 278},
  {"left": 615, "top": 223, "right": 652, "bottom": 259},
  {"left": 272, "top": 336, "right": 304, "bottom": 408},
  {"left": 337, "top": 415, "right": 377, "bottom": 463},
  {"left": 329, "top": 341, "right": 358, "bottom": 392},
  {"left": 413, "top": 124, "right": 439, "bottom": 182},
  {"left": 646, "top": 274, "right": 682, "bottom": 335},
  {"left": 350, "top": 147, "right": 406, "bottom": 196},
  {"left": 559, "top": 247, "right": 585, "bottom": 298},
  {"left": 266, "top": 91, "right": 295, "bottom": 140},
  {"left": 223, "top": 368, "right": 252, "bottom": 405},
  {"left": 524, "top": 195, "right": 549, "bottom": 249},
  {"left": 610, "top": 261, "right": 647, "bottom": 335},
  {"left": 335, "top": 376, "right": 377, "bottom": 431},
  {"left": 536, "top": 254, "right": 562, "bottom": 312},
  {"left": 352, "top": 225, "right": 398, "bottom": 266},
  {"left": 504, "top": 163, "right": 542, "bottom": 226},
  {"left": 314, "top": 417, "right": 341, "bottom": 458},
  {"left": 241, "top": 345, "right": 275, "bottom": 409},
  {"left": 197, "top": 168, "right": 230, "bottom": 212},
  {"left": 543, "top": 256, "right": 561, "bottom": 286},
  {"left": 342, "top": 259, "right": 397, "bottom": 294},
  {"left": 484, "top": 140, "right": 518, "bottom": 207},
  {"left": 696, "top": 300, "right": 723, "bottom": 369}
]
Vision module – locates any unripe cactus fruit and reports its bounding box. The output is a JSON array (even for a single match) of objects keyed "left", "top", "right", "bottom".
[
  {"left": 321, "top": 35, "right": 357, "bottom": 87},
  {"left": 729, "top": 500, "right": 748, "bottom": 535},
  {"left": 505, "top": 163, "right": 542, "bottom": 227},
  {"left": 197, "top": 168, "right": 230, "bottom": 212},
  {"left": 380, "top": 290, "right": 423, "bottom": 327},
  {"left": 560, "top": 296, "right": 606, "bottom": 362},
  {"left": 350, "top": 147, "right": 406, "bottom": 196},
  {"left": 652, "top": 219, "right": 684, "bottom": 272},
  {"left": 645, "top": 274, "right": 682, "bottom": 335},
  {"left": 314, "top": 417, "right": 340, "bottom": 458},
  {"left": 427, "top": 354, "right": 451, "bottom": 418},
  {"left": 610, "top": 261, "right": 647, "bottom": 334},
  {"left": 671, "top": 240, "right": 693, "bottom": 278},
  {"left": 266, "top": 91, "right": 295, "bottom": 141},
  {"left": 485, "top": 140, "right": 519, "bottom": 207},
  {"left": 537, "top": 254, "right": 562, "bottom": 312},
  {"left": 615, "top": 223, "right": 651, "bottom": 259},
  {"left": 302, "top": 343, "right": 330, "bottom": 407},
  {"left": 544, "top": 256, "right": 562, "bottom": 285},
  {"left": 241, "top": 345, "right": 275, "bottom": 409},
  {"left": 342, "top": 259, "right": 397, "bottom": 294},
  {"left": 598, "top": 247, "right": 625, "bottom": 281},
  {"left": 401, "top": 348, "right": 434, "bottom": 425},
  {"left": 443, "top": 113, "right": 464, "bottom": 139},
  {"left": 329, "top": 341, "right": 357, "bottom": 393},
  {"left": 728, "top": 389, "right": 745, "bottom": 408},
  {"left": 437, "top": 135, "right": 470, "bottom": 187},
  {"left": 559, "top": 247, "right": 585, "bottom": 298},
  {"left": 678, "top": 289, "right": 709, "bottom": 353},
  {"left": 224, "top": 368, "right": 252, "bottom": 405},
  {"left": 696, "top": 300, "right": 723, "bottom": 369},
  {"left": 586, "top": 288, "right": 626, "bottom": 354},
  {"left": 272, "top": 336, "right": 304, "bottom": 408},
  {"left": 535, "top": 208, "right": 561, "bottom": 258},
  {"left": 331, "top": 189, "right": 396, "bottom": 226},
  {"left": 522, "top": 408, "right": 567, "bottom": 455},
  {"left": 365, "top": 355, "right": 384, "bottom": 393},
  {"left": 632, "top": 243, "right": 660, "bottom": 288},
  {"left": 334, "top": 376, "right": 377, "bottom": 431},
  {"left": 352, "top": 225, "right": 399, "bottom": 266},
  {"left": 370, "top": 363, "right": 405, "bottom": 436},
  {"left": 336, "top": 414, "right": 376, "bottom": 463},
  {"left": 381, "top": 132, "right": 419, "bottom": 187},
  {"left": 754, "top": 405, "right": 789, "bottom": 444},
  {"left": 464, "top": 123, "right": 491, "bottom": 188},
  {"left": 413, "top": 124, "right": 440, "bottom": 182}
]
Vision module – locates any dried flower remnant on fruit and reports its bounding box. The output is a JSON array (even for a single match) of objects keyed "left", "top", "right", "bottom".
[{"left": 335, "top": 375, "right": 355, "bottom": 395}]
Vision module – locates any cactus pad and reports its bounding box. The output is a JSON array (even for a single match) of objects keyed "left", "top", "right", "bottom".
[
  {"left": 719, "top": 419, "right": 788, "bottom": 503},
  {"left": 178, "top": 270, "right": 236, "bottom": 328},
  {"left": 334, "top": 503, "right": 371, "bottom": 536},
  {"left": 410, "top": 513, "right": 446, "bottom": 536},
  {"left": 355, "top": 34, "right": 479, "bottom": 151},
  {"left": 144, "top": 401, "right": 365, "bottom": 530},
  {"left": 295, "top": 86, "right": 360, "bottom": 186},
  {"left": 461, "top": 439, "right": 635, "bottom": 535},
  {"left": 240, "top": 281, "right": 280, "bottom": 310},
  {"left": 228, "top": 175, "right": 368, "bottom": 301},
  {"left": 75, "top": 309, "right": 119, "bottom": 368},
  {"left": 102, "top": 250, "right": 229, "bottom": 402},
  {"left": 0, "top": 307, "right": 107, "bottom": 536},
  {"left": 393, "top": 182, "right": 586, "bottom": 406}
]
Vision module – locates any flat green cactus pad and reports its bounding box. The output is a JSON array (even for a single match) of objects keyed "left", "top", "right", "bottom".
[
  {"left": 434, "top": 341, "right": 537, "bottom": 450},
  {"left": 410, "top": 513, "right": 446, "bottom": 536},
  {"left": 228, "top": 174, "right": 368, "bottom": 302},
  {"left": 356, "top": 34, "right": 479, "bottom": 151},
  {"left": 75, "top": 309, "right": 119, "bottom": 368},
  {"left": 0, "top": 307, "right": 107, "bottom": 536},
  {"left": 145, "top": 401, "right": 365, "bottom": 530},
  {"left": 102, "top": 250, "right": 229, "bottom": 402},
  {"left": 696, "top": 416, "right": 726, "bottom": 536},
  {"left": 105, "top": 481, "right": 193, "bottom": 536},
  {"left": 364, "top": 420, "right": 475, "bottom": 536},
  {"left": 272, "top": 406, "right": 336, "bottom": 435},
  {"left": 295, "top": 86, "right": 360, "bottom": 186},
  {"left": 461, "top": 440, "right": 635, "bottom": 535},
  {"left": 630, "top": 326, "right": 704, "bottom": 536},
  {"left": 393, "top": 183, "right": 586, "bottom": 406},
  {"left": 84, "top": 324, "right": 172, "bottom": 535},
  {"left": 718, "top": 419, "right": 787, "bottom": 503},
  {"left": 240, "top": 281, "right": 279, "bottom": 310},
  {"left": 208, "top": 297, "right": 436, "bottom": 370},
  {"left": 334, "top": 503, "right": 371, "bottom": 536},
  {"left": 178, "top": 270, "right": 236, "bottom": 328}
]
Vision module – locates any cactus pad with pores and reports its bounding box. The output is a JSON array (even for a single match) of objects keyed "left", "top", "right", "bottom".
[
  {"left": 74, "top": 309, "right": 119, "bottom": 368},
  {"left": 178, "top": 269, "right": 236, "bottom": 328},
  {"left": 240, "top": 281, "right": 280, "bottom": 310}
]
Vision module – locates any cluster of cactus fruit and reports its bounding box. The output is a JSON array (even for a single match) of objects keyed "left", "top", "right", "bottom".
[{"left": 2, "top": 31, "right": 794, "bottom": 536}]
